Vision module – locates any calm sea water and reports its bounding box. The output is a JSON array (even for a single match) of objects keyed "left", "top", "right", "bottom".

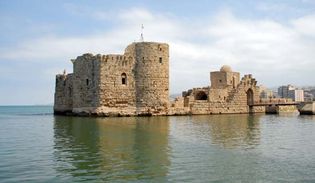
[{"left": 0, "top": 106, "right": 315, "bottom": 182}]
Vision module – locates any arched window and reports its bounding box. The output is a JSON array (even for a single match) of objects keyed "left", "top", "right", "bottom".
[
  {"left": 195, "top": 91, "right": 208, "bottom": 100},
  {"left": 121, "top": 73, "right": 127, "bottom": 85}
]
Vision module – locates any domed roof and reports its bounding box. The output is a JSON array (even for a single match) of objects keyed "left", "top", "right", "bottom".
[{"left": 220, "top": 65, "right": 232, "bottom": 72}]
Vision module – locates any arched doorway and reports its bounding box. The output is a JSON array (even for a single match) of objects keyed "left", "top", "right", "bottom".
[
  {"left": 195, "top": 91, "right": 208, "bottom": 100},
  {"left": 247, "top": 88, "right": 254, "bottom": 106}
]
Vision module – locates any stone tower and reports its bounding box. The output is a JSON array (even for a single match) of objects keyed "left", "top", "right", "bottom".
[
  {"left": 54, "top": 41, "right": 170, "bottom": 116},
  {"left": 134, "top": 42, "right": 169, "bottom": 111},
  {"left": 210, "top": 65, "right": 240, "bottom": 89}
]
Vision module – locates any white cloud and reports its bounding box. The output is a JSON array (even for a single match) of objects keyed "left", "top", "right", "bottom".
[
  {"left": 1, "top": 8, "right": 315, "bottom": 98},
  {"left": 292, "top": 14, "right": 315, "bottom": 37}
]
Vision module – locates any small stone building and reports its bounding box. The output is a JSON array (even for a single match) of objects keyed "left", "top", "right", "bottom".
[
  {"left": 171, "top": 65, "right": 265, "bottom": 115},
  {"left": 54, "top": 42, "right": 169, "bottom": 116}
]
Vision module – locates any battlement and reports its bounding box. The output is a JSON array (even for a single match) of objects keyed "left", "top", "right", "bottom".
[
  {"left": 54, "top": 42, "right": 267, "bottom": 116},
  {"left": 54, "top": 41, "right": 169, "bottom": 116}
]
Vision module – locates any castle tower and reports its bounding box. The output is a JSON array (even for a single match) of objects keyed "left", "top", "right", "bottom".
[
  {"left": 134, "top": 42, "right": 169, "bottom": 111},
  {"left": 210, "top": 65, "right": 240, "bottom": 89}
]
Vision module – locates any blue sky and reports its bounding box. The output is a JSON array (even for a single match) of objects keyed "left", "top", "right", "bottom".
[{"left": 0, "top": 0, "right": 315, "bottom": 105}]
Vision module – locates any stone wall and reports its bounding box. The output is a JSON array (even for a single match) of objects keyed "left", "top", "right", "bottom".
[
  {"left": 54, "top": 41, "right": 169, "bottom": 116},
  {"left": 54, "top": 73, "right": 73, "bottom": 113},
  {"left": 177, "top": 68, "right": 264, "bottom": 115},
  {"left": 54, "top": 43, "right": 278, "bottom": 117},
  {"left": 266, "top": 105, "right": 298, "bottom": 114},
  {"left": 208, "top": 88, "right": 229, "bottom": 102},
  {"left": 298, "top": 102, "right": 315, "bottom": 115},
  {"left": 210, "top": 71, "right": 240, "bottom": 89},
  {"left": 72, "top": 54, "right": 101, "bottom": 109},
  {"left": 98, "top": 53, "right": 136, "bottom": 108},
  {"left": 277, "top": 105, "right": 298, "bottom": 113},
  {"left": 134, "top": 42, "right": 169, "bottom": 113}
]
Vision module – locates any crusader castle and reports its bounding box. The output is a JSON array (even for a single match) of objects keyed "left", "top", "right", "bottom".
[{"left": 54, "top": 41, "right": 270, "bottom": 116}]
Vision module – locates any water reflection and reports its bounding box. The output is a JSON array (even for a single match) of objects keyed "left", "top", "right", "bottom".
[
  {"left": 299, "top": 114, "right": 315, "bottom": 121},
  {"left": 190, "top": 114, "right": 262, "bottom": 149},
  {"left": 53, "top": 114, "right": 262, "bottom": 181},
  {"left": 53, "top": 116, "right": 170, "bottom": 182}
]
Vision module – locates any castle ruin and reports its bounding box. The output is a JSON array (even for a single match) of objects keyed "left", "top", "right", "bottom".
[
  {"left": 54, "top": 41, "right": 266, "bottom": 116},
  {"left": 172, "top": 65, "right": 265, "bottom": 115}
]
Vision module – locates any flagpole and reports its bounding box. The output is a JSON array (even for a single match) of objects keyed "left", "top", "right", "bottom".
[{"left": 140, "top": 24, "right": 144, "bottom": 42}]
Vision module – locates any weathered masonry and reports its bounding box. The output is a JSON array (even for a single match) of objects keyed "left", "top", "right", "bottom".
[
  {"left": 54, "top": 41, "right": 297, "bottom": 116},
  {"left": 54, "top": 42, "right": 169, "bottom": 116},
  {"left": 171, "top": 65, "right": 265, "bottom": 115}
]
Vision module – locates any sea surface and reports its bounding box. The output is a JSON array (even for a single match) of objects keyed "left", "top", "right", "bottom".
[{"left": 0, "top": 106, "right": 315, "bottom": 182}]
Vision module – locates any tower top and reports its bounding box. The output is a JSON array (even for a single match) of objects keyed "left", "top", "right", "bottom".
[{"left": 220, "top": 65, "right": 232, "bottom": 72}]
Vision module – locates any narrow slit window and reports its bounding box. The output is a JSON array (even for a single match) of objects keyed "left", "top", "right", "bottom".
[
  {"left": 86, "top": 79, "right": 89, "bottom": 86},
  {"left": 159, "top": 57, "right": 162, "bottom": 63},
  {"left": 121, "top": 73, "right": 127, "bottom": 85}
]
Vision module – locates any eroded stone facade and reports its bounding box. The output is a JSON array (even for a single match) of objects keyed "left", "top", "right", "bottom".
[
  {"left": 54, "top": 42, "right": 169, "bottom": 116},
  {"left": 171, "top": 65, "right": 265, "bottom": 115}
]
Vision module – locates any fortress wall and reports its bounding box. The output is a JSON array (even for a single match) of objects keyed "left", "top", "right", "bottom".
[
  {"left": 54, "top": 74, "right": 73, "bottom": 113},
  {"left": 54, "top": 41, "right": 267, "bottom": 116},
  {"left": 186, "top": 99, "right": 249, "bottom": 115},
  {"left": 208, "top": 88, "right": 229, "bottom": 102},
  {"left": 210, "top": 72, "right": 240, "bottom": 89},
  {"left": 211, "top": 71, "right": 227, "bottom": 89},
  {"left": 55, "top": 42, "right": 171, "bottom": 116},
  {"left": 229, "top": 72, "right": 240, "bottom": 88},
  {"left": 98, "top": 51, "right": 136, "bottom": 108},
  {"left": 178, "top": 72, "right": 263, "bottom": 115},
  {"left": 225, "top": 75, "right": 261, "bottom": 113},
  {"left": 134, "top": 42, "right": 169, "bottom": 111},
  {"left": 72, "top": 54, "right": 101, "bottom": 108}
]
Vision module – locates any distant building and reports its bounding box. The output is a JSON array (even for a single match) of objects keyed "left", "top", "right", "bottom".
[
  {"left": 304, "top": 93, "right": 313, "bottom": 102},
  {"left": 273, "top": 91, "right": 280, "bottom": 98},
  {"left": 288, "top": 89, "right": 304, "bottom": 102},
  {"left": 311, "top": 89, "right": 315, "bottom": 101},
  {"left": 278, "top": 85, "right": 304, "bottom": 102},
  {"left": 259, "top": 85, "right": 274, "bottom": 99},
  {"left": 304, "top": 89, "right": 314, "bottom": 102},
  {"left": 278, "top": 85, "right": 295, "bottom": 98}
]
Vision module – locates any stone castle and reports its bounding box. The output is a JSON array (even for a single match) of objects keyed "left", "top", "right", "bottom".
[{"left": 54, "top": 41, "right": 265, "bottom": 116}]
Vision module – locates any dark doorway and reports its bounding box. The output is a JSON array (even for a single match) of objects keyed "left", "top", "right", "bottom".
[
  {"left": 195, "top": 91, "right": 208, "bottom": 100},
  {"left": 247, "top": 88, "right": 254, "bottom": 106}
]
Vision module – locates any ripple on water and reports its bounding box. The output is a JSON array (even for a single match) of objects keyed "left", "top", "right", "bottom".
[{"left": 0, "top": 109, "right": 315, "bottom": 182}]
